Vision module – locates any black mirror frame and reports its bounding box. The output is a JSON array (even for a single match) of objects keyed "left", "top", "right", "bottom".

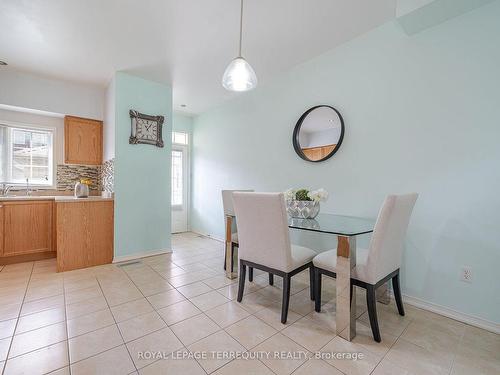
[{"left": 292, "top": 105, "right": 345, "bottom": 163}]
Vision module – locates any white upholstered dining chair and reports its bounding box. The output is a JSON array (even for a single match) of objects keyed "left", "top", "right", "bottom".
[
  {"left": 232, "top": 192, "right": 317, "bottom": 323},
  {"left": 313, "top": 193, "right": 418, "bottom": 342},
  {"left": 221, "top": 189, "right": 253, "bottom": 273}
]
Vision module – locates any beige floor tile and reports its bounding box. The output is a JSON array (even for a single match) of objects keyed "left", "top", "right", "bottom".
[
  {"left": 400, "top": 317, "right": 464, "bottom": 356},
  {"left": 126, "top": 327, "right": 183, "bottom": 368},
  {"left": 69, "top": 324, "right": 123, "bottom": 363},
  {"left": 65, "top": 295, "right": 109, "bottom": 320},
  {"left": 136, "top": 280, "right": 174, "bottom": 296},
  {"left": 226, "top": 316, "right": 277, "bottom": 349},
  {"left": 305, "top": 301, "right": 337, "bottom": 332},
  {"left": 460, "top": 325, "right": 500, "bottom": 356},
  {"left": 320, "top": 336, "right": 380, "bottom": 375},
  {"left": 3, "top": 341, "right": 68, "bottom": 375},
  {"left": 288, "top": 289, "right": 315, "bottom": 316},
  {"left": 358, "top": 303, "right": 411, "bottom": 337},
  {"left": 254, "top": 303, "right": 302, "bottom": 330},
  {"left": 147, "top": 289, "right": 186, "bottom": 309},
  {"left": 0, "top": 319, "right": 17, "bottom": 340},
  {"left": 111, "top": 298, "right": 154, "bottom": 323},
  {"left": 9, "top": 321, "right": 67, "bottom": 358},
  {"left": 103, "top": 286, "right": 144, "bottom": 307},
  {"left": 352, "top": 320, "right": 398, "bottom": 358},
  {"left": 157, "top": 300, "right": 202, "bottom": 325},
  {"left": 46, "top": 366, "right": 70, "bottom": 375},
  {"left": 118, "top": 311, "right": 166, "bottom": 342},
  {"left": 187, "top": 330, "right": 246, "bottom": 373},
  {"left": 70, "top": 345, "right": 135, "bottom": 375},
  {"left": 293, "top": 359, "right": 343, "bottom": 375},
  {"left": 63, "top": 277, "right": 99, "bottom": 293},
  {"left": 0, "top": 336, "right": 11, "bottom": 361},
  {"left": 451, "top": 342, "right": 500, "bottom": 375},
  {"left": 217, "top": 282, "right": 262, "bottom": 300},
  {"left": 202, "top": 275, "right": 237, "bottom": 289},
  {"left": 170, "top": 314, "right": 220, "bottom": 346},
  {"left": 67, "top": 308, "right": 115, "bottom": 338},
  {"left": 177, "top": 281, "right": 213, "bottom": 298},
  {"left": 235, "top": 291, "right": 273, "bottom": 313},
  {"left": 372, "top": 359, "right": 416, "bottom": 375},
  {"left": 205, "top": 301, "right": 250, "bottom": 328},
  {"left": 65, "top": 286, "right": 103, "bottom": 305},
  {"left": 252, "top": 333, "right": 309, "bottom": 375},
  {"left": 213, "top": 359, "right": 274, "bottom": 375},
  {"left": 0, "top": 303, "right": 21, "bottom": 322},
  {"left": 189, "top": 290, "right": 230, "bottom": 311},
  {"left": 281, "top": 315, "right": 336, "bottom": 352},
  {"left": 21, "top": 294, "right": 64, "bottom": 316},
  {"left": 15, "top": 307, "right": 65, "bottom": 334},
  {"left": 139, "top": 357, "right": 205, "bottom": 375},
  {"left": 25, "top": 284, "right": 63, "bottom": 302},
  {"left": 385, "top": 338, "right": 453, "bottom": 375}
]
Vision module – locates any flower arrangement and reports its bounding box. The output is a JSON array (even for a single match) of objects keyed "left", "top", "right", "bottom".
[
  {"left": 284, "top": 188, "right": 329, "bottom": 203},
  {"left": 284, "top": 188, "right": 328, "bottom": 219}
]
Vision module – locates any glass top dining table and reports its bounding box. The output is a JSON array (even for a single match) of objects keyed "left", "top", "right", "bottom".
[
  {"left": 224, "top": 212, "right": 382, "bottom": 342},
  {"left": 287, "top": 213, "right": 375, "bottom": 236}
]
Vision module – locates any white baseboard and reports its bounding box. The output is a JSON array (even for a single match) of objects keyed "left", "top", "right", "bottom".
[
  {"left": 191, "top": 231, "right": 225, "bottom": 243},
  {"left": 113, "top": 249, "right": 172, "bottom": 263},
  {"left": 390, "top": 291, "right": 500, "bottom": 334}
]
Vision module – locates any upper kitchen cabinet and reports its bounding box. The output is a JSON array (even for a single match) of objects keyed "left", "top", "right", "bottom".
[{"left": 64, "top": 116, "right": 103, "bottom": 165}]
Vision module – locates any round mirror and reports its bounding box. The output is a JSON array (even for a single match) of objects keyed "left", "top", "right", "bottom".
[{"left": 292, "top": 105, "right": 344, "bottom": 162}]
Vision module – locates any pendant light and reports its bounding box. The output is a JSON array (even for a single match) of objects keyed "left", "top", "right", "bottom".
[{"left": 222, "top": 0, "right": 257, "bottom": 92}]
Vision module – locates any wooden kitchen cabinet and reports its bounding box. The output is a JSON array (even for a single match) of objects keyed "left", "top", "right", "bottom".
[
  {"left": 56, "top": 200, "right": 113, "bottom": 272},
  {"left": 1, "top": 200, "right": 53, "bottom": 257},
  {"left": 64, "top": 115, "right": 103, "bottom": 165}
]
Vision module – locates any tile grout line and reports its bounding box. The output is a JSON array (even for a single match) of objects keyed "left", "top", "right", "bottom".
[
  {"left": 120, "top": 260, "right": 208, "bottom": 374},
  {"left": 61, "top": 269, "right": 72, "bottom": 375},
  {"left": 94, "top": 268, "right": 140, "bottom": 374},
  {"left": 2, "top": 262, "right": 35, "bottom": 375}
]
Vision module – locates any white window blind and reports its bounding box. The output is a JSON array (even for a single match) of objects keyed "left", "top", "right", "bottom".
[{"left": 172, "top": 131, "right": 188, "bottom": 145}]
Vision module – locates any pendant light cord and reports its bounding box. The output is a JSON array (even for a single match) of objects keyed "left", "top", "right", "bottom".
[{"left": 238, "top": 0, "right": 244, "bottom": 57}]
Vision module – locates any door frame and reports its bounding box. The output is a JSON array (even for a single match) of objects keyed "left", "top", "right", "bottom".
[{"left": 171, "top": 143, "right": 190, "bottom": 233}]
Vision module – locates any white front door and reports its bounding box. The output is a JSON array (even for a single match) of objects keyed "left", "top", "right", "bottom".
[{"left": 171, "top": 145, "right": 189, "bottom": 233}]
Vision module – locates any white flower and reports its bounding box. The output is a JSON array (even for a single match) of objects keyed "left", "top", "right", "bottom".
[
  {"left": 284, "top": 188, "right": 296, "bottom": 201},
  {"left": 307, "top": 188, "right": 329, "bottom": 203}
]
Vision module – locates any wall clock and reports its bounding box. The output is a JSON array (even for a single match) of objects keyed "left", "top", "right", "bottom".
[{"left": 129, "top": 110, "right": 164, "bottom": 148}]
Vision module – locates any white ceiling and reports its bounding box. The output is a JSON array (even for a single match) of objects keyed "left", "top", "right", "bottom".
[{"left": 0, "top": 0, "right": 397, "bottom": 114}]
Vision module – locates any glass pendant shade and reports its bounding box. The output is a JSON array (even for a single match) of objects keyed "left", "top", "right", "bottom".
[{"left": 222, "top": 57, "right": 258, "bottom": 92}]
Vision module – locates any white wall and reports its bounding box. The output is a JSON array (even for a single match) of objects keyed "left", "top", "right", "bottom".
[
  {"left": 0, "top": 69, "right": 104, "bottom": 120},
  {"left": 103, "top": 78, "right": 115, "bottom": 161},
  {"left": 191, "top": 2, "right": 500, "bottom": 327}
]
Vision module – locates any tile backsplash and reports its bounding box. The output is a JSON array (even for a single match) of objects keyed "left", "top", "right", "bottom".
[
  {"left": 57, "top": 164, "right": 101, "bottom": 191},
  {"left": 101, "top": 159, "right": 114, "bottom": 193}
]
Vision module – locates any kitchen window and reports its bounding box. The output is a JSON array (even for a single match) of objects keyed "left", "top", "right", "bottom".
[{"left": 0, "top": 124, "right": 54, "bottom": 186}]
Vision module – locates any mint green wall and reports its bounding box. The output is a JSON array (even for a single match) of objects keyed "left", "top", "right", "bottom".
[
  {"left": 114, "top": 72, "right": 172, "bottom": 257},
  {"left": 191, "top": 2, "right": 500, "bottom": 323}
]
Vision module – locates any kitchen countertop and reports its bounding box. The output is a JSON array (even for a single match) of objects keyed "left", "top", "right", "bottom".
[{"left": 0, "top": 195, "right": 113, "bottom": 202}]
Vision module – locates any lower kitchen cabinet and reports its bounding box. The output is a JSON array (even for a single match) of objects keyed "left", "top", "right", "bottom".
[
  {"left": 56, "top": 200, "right": 114, "bottom": 272},
  {"left": 0, "top": 200, "right": 53, "bottom": 258}
]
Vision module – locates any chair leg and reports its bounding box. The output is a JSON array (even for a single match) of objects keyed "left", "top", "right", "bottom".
[
  {"left": 314, "top": 268, "right": 322, "bottom": 312},
  {"left": 366, "top": 284, "right": 381, "bottom": 342},
  {"left": 237, "top": 262, "right": 246, "bottom": 302},
  {"left": 392, "top": 271, "right": 405, "bottom": 316},
  {"left": 281, "top": 274, "right": 291, "bottom": 324},
  {"left": 248, "top": 267, "right": 254, "bottom": 282},
  {"left": 269, "top": 273, "right": 274, "bottom": 285},
  {"left": 230, "top": 244, "right": 234, "bottom": 273},
  {"left": 309, "top": 264, "right": 315, "bottom": 301}
]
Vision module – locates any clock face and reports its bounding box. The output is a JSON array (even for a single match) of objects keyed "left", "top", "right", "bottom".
[{"left": 136, "top": 118, "right": 158, "bottom": 141}]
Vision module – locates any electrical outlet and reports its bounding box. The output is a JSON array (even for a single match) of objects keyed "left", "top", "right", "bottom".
[{"left": 460, "top": 267, "right": 472, "bottom": 283}]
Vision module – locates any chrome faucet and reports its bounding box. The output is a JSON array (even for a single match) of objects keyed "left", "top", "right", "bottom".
[
  {"left": 26, "top": 178, "right": 32, "bottom": 196},
  {"left": 0, "top": 183, "right": 12, "bottom": 196}
]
